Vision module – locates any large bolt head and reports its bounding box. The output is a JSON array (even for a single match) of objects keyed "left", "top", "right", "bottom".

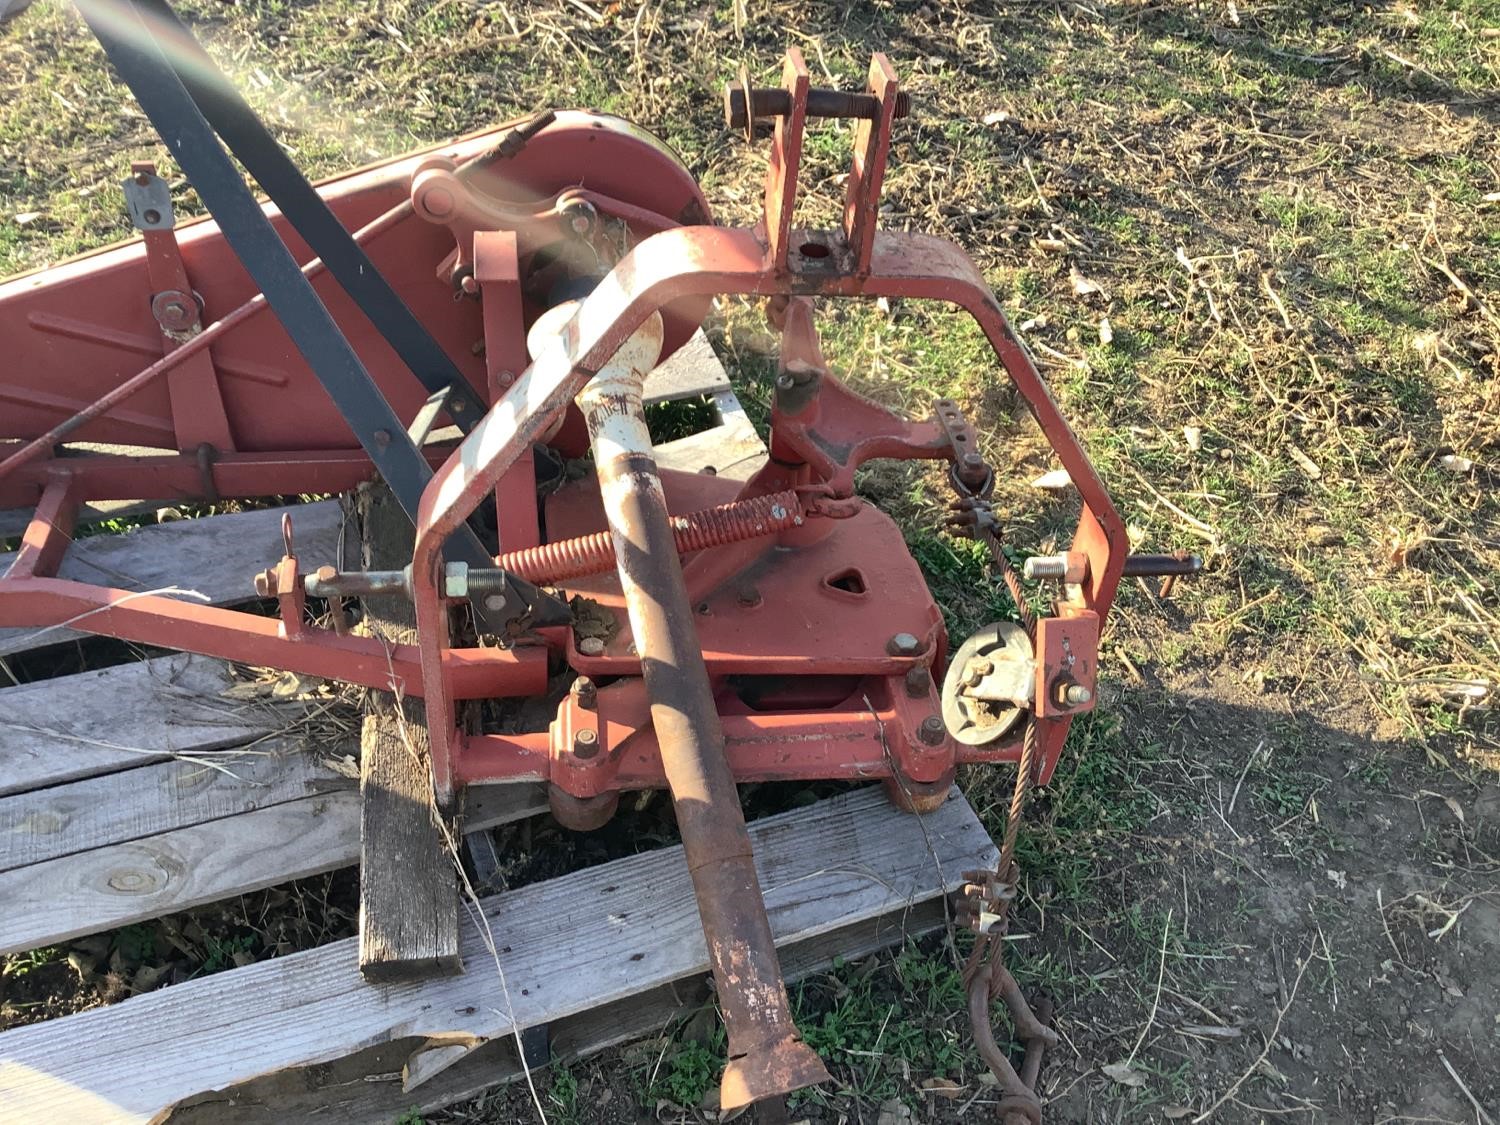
[
  {"left": 577, "top": 636, "right": 606, "bottom": 657},
  {"left": 887, "top": 632, "right": 921, "bottom": 657},
  {"left": 1063, "top": 683, "right": 1093, "bottom": 706},
  {"left": 904, "top": 664, "right": 931, "bottom": 698},
  {"left": 918, "top": 714, "right": 947, "bottom": 746}
]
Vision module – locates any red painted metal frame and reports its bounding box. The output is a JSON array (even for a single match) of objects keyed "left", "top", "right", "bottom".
[
  {"left": 408, "top": 52, "right": 1127, "bottom": 804},
  {"left": 0, "top": 55, "right": 1126, "bottom": 817},
  {"left": 409, "top": 221, "right": 1124, "bottom": 801},
  {"left": 0, "top": 115, "right": 706, "bottom": 727}
]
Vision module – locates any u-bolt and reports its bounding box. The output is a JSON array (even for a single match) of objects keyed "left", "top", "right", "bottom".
[{"left": 534, "top": 302, "right": 829, "bottom": 1110}]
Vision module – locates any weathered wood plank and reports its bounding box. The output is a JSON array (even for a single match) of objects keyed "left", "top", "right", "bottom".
[
  {"left": 0, "top": 653, "right": 299, "bottom": 797},
  {"left": 0, "top": 499, "right": 159, "bottom": 541},
  {"left": 641, "top": 329, "right": 731, "bottom": 406},
  {"left": 0, "top": 788, "right": 994, "bottom": 1122},
  {"left": 0, "top": 781, "right": 545, "bottom": 956},
  {"left": 169, "top": 897, "right": 949, "bottom": 1123},
  {"left": 654, "top": 389, "right": 767, "bottom": 481},
  {"left": 355, "top": 485, "right": 461, "bottom": 981},
  {"left": 0, "top": 737, "right": 351, "bottom": 871},
  {"left": 0, "top": 501, "right": 343, "bottom": 657}
]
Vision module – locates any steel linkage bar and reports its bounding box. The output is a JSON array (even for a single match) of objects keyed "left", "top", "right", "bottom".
[{"left": 75, "top": 0, "right": 563, "bottom": 626}]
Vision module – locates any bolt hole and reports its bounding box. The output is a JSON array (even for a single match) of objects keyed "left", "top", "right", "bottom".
[
  {"left": 798, "top": 241, "right": 831, "bottom": 259},
  {"left": 143, "top": 209, "right": 161, "bottom": 224}
]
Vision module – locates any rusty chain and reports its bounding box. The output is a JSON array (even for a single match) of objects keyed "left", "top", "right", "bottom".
[{"left": 944, "top": 454, "right": 1059, "bottom": 1124}]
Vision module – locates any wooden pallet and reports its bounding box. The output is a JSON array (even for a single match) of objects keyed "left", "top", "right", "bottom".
[{"left": 0, "top": 336, "right": 997, "bottom": 1120}]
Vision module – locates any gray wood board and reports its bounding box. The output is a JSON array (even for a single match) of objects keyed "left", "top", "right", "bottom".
[
  {"left": 355, "top": 484, "right": 461, "bottom": 981},
  {"left": 0, "top": 653, "right": 304, "bottom": 797},
  {"left": 0, "top": 781, "right": 545, "bottom": 956},
  {"left": 0, "top": 499, "right": 160, "bottom": 542},
  {"left": 654, "top": 390, "right": 767, "bottom": 481},
  {"left": 0, "top": 788, "right": 995, "bottom": 1121},
  {"left": 640, "top": 329, "right": 731, "bottom": 406},
  {"left": 0, "top": 501, "right": 344, "bottom": 657},
  {"left": 168, "top": 897, "right": 949, "bottom": 1123},
  {"left": 0, "top": 737, "right": 352, "bottom": 871}
]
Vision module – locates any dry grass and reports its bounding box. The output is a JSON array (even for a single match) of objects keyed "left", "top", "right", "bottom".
[{"left": 3, "top": 0, "right": 1499, "bottom": 1121}]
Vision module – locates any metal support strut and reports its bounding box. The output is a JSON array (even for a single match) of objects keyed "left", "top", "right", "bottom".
[
  {"left": 75, "top": 0, "right": 564, "bottom": 628},
  {"left": 559, "top": 300, "right": 830, "bottom": 1111}
]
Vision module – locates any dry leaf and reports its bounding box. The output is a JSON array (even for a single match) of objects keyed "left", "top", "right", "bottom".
[
  {"left": 1098, "top": 316, "right": 1114, "bottom": 345},
  {"left": 1101, "top": 1061, "right": 1147, "bottom": 1087},
  {"left": 1034, "top": 236, "right": 1067, "bottom": 253},
  {"left": 982, "top": 109, "right": 1013, "bottom": 126},
  {"left": 272, "top": 670, "right": 321, "bottom": 698},
  {"left": 1070, "top": 265, "right": 1103, "bottom": 297},
  {"left": 921, "top": 1077, "right": 964, "bottom": 1099},
  {"left": 1383, "top": 526, "right": 1427, "bottom": 568},
  {"left": 1162, "top": 1107, "right": 1194, "bottom": 1120},
  {"left": 220, "top": 680, "right": 274, "bottom": 701},
  {"left": 1438, "top": 453, "right": 1474, "bottom": 473},
  {"left": 320, "top": 754, "right": 361, "bottom": 780},
  {"left": 13, "top": 211, "right": 42, "bottom": 226},
  {"left": 1032, "top": 468, "right": 1073, "bottom": 491},
  {"left": 1183, "top": 425, "right": 1203, "bottom": 451},
  {"left": 1286, "top": 443, "right": 1322, "bottom": 480},
  {"left": 1180, "top": 1024, "right": 1242, "bottom": 1039}
]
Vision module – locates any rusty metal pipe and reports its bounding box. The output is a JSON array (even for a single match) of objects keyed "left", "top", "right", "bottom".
[
  {"left": 724, "top": 83, "right": 912, "bottom": 129},
  {"left": 1121, "top": 550, "right": 1202, "bottom": 577},
  {"left": 551, "top": 301, "right": 828, "bottom": 1110}
]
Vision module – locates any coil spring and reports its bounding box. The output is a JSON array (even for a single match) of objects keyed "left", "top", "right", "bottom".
[{"left": 497, "top": 489, "right": 804, "bottom": 584}]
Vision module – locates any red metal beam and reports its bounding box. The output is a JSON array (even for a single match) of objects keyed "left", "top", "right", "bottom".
[{"left": 0, "top": 577, "right": 546, "bottom": 698}]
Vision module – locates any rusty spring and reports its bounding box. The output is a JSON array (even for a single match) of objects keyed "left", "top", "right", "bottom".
[{"left": 497, "top": 489, "right": 804, "bottom": 584}]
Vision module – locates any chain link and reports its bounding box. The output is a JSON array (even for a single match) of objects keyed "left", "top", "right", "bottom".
[{"left": 945, "top": 447, "right": 1057, "bottom": 1123}]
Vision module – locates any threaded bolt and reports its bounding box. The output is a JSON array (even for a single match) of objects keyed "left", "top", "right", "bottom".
[
  {"left": 1062, "top": 683, "right": 1093, "bottom": 706},
  {"left": 573, "top": 728, "right": 599, "bottom": 759},
  {"left": 571, "top": 676, "right": 597, "bottom": 709},
  {"left": 918, "top": 715, "right": 946, "bottom": 746}
]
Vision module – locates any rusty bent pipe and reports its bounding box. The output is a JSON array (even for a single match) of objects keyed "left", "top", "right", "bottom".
[{"left": 531, "top": 302, "right": 830, "bottom": 1109}]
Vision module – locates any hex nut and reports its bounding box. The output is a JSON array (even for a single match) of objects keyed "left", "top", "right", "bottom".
[
  {"left": 887, "top": 632, "right": 922, "bottom": 657},
  {"left": 573, "top": 728, "right": 599, "bottom": 759}
]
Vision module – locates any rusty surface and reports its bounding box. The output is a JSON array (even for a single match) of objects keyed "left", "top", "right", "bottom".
[
  {"left": 576, "top": 314, "right": 828, "bottom": 1109},
  {"left": 723, "top": 82, "right": 912, "bottom": 131},
  {"left": 841, "top": 54, "right": 899, "bottom": 274},
  {"left": 496, "top": 489, "right": 804, "bottom": 583}
]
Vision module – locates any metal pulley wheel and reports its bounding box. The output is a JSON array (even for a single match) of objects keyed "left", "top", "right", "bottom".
[{"left": 941, "top": 620, "right": 1035, "bottom": 745}]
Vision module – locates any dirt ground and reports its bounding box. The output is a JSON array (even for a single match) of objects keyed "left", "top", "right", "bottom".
[{"left": 3, "top": 1, "right": 1498, "bottom": 1122}]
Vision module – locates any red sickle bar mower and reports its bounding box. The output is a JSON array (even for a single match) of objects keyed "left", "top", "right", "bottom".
[{"left": 0, "top": 4, "right": 1198, "bottom": 1116}]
